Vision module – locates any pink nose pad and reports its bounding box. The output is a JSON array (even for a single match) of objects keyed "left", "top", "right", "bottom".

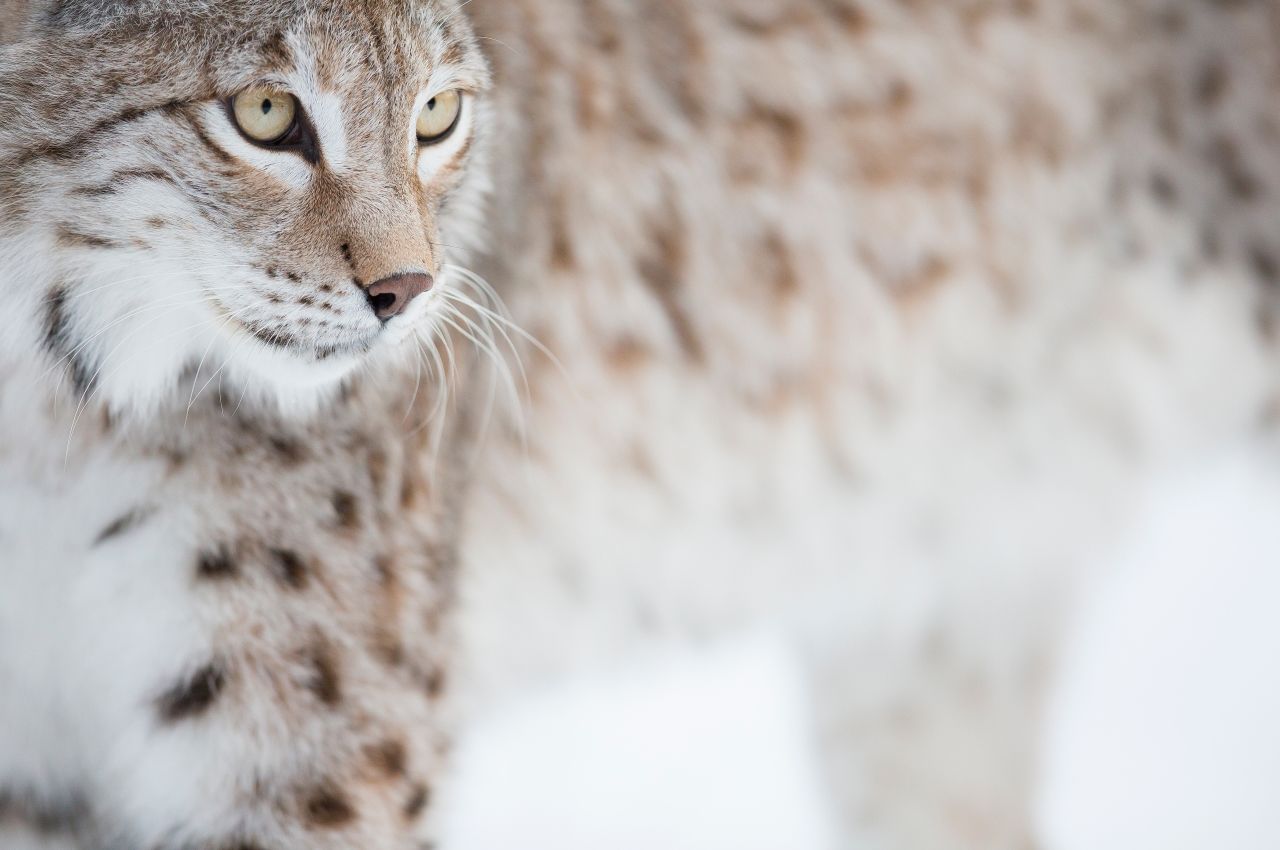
[{"left": 366, "top": 273, "right": 433, "bottom": 321}]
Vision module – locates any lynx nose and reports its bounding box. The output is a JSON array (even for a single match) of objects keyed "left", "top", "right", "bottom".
[{"left": 366, "top": 272, "right": 433, "bottom": 322}]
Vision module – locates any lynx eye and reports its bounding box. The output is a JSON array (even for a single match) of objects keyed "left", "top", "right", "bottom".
[
  {"left": 230, "top": 87, "right": 299, "bottom": 144},
  {"left": 416, "top": 90, "right": 462, "bottom": 144}
]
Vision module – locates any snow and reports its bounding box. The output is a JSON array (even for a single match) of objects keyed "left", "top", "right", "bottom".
[
  {"left": 444, "top": 452, "right": 1280, "bottom": 850},
  {"left": 442, "top": 635, "right": 837, "bottom": 850},
  {"left": 1037, "top": 451, "right": 1280, "bottom": 850}
]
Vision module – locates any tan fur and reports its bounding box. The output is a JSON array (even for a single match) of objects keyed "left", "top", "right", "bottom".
[{"left": 2, "top": 1, "right": 1279, "bottom": 849}]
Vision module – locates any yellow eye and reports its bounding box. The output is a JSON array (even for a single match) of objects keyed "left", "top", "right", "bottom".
[
  {"left": 231, "top": 86, "right": 298, "bottom": 144},
  {"left": 416, "top": 90, "right": 462, "bottom": 143}
]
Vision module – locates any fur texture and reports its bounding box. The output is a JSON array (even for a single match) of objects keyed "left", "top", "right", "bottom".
[
  {"left": 1, "top": 2, "right": 487, "bottom": 847},
  {"left": 2, "top": 1, "right": 1279, "bottom": 849}
]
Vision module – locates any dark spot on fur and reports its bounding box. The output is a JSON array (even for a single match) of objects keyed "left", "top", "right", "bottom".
[
  {"left": 403, "top": 783, "right": 430, "bottom": 820},
  {"left": 819, "top": 0, "right": 870, "bottom": 33},
  {"left": 286, "top": 272, "right": 302, "bottom": 284},
  {"left": 268, "top": 435, "right": 306, "bottom": 465},
  {"left": 368, "top": 738, "right": 408, "bottom": 778},
  {"left": 305, "top": 641, "right": 342, "bottom": 707},
  {"left": 261, "top": 29, "right": 292, "bottom": 68},
  {"left": 197, "top": 546, "right": 238, "bottom": 580},
  {"left": 399, "top": 476, "right": 418, "bottom": 510},
  {"left": 549, "top": 195, "right": 577, "bottom": 271},
  {"left": 331, "top": 490, "right": 360, "bottom": 532},
  {"left": 423, "top": 667, "right": 446, "bottom": 700},
  {"left": 303, "top": 787, "right": 356, "bottom": 829},
  {"left": 156, "top": 662, "right": 226, "bottom": 723},
  {"left": 271, "top": 549, "right": 309, "bottom": 590}
]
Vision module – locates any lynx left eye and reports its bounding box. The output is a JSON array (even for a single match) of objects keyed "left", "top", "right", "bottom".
[
  {"left": 416, "top": 90, "right": 462, "bottom": 144},
  {"left": 230, "top": 86, "right": 300, "bottom": 145}
]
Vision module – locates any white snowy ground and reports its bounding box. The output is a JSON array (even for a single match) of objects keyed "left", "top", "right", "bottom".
[
  {"left": 1037, "top": 451, "right": 1280, "bottom": 850},
  {"left": 441, "top": 636, "right": 838, "bottom": 850},
  {"left": 441, "top": 451, "right": 1280, "bottom": 850}
]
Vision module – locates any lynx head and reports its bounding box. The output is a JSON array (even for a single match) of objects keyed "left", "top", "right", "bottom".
[{"left": 0, "top": 0, "right": 491, "bottom": 416}]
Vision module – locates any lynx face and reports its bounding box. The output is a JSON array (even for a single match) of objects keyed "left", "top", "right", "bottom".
[{"left": 0, "top": 0, "right": 490, "bottom": 415}]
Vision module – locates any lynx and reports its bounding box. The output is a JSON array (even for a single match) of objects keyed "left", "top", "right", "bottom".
[{"left": 1, "top": 1, "right": 1275, "bottom": 849}]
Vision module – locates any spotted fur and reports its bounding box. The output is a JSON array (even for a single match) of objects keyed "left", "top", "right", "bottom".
[
  {"left": 3, "top": 0, "right": 1280, "bottom": 849},
  {"left": 1, "top": 1, "right": 482, "bottom": 848}
]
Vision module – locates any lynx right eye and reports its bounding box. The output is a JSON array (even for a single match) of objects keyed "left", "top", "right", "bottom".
[{"left": 230, "top": 87, "right": 299, "bottom": 145}]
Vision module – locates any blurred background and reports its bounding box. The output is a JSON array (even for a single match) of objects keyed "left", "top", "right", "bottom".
[
  {"left": 444, "top": 1, "right": 1280, "bottom": 848},
  {"left": 445, "top": 450, "right": 1280, "bottom": 850},
  {"left": 436, "top": 1, "right": 1280, "bottom": 848}
]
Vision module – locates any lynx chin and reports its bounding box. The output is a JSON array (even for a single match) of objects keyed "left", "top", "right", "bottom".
[{"left": 3, "top": 0, "right": 1279, "bottom": 849}]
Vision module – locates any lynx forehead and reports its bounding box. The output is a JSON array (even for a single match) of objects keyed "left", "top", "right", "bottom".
[{"left": 0, "top": 0, "right": 490, "bottom": 417}]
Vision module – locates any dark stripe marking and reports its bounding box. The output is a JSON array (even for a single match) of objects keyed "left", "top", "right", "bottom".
[
  {"left": 171, "top": 106, "right": 238, "bottom": 166},
  {"left": 12, "top": 99, "right": 188, "bottom": 170},
  {"left": 93, "top": 507, "right": 155, "bottom": 547},
  {"left": 42, "top": 285, "right": 97, "bottom": 398},
  {"left": 56, "top": 225, "right": 121, "bottom": 251},
  {"left": 70, "top": 168, "right": 176, "bottom": 198}
]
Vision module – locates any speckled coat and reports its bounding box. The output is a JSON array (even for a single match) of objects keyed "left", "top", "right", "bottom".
[{"left": 2, "top": 1, "right": 1279, "bottom": 849}]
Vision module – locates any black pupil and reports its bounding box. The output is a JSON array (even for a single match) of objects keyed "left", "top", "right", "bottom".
[
  {"left": 427, "top": 97, "right": 437, "bottom": 111},
  {"left": 260, "top": 99, "right": 273, "bottom": 115}
]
